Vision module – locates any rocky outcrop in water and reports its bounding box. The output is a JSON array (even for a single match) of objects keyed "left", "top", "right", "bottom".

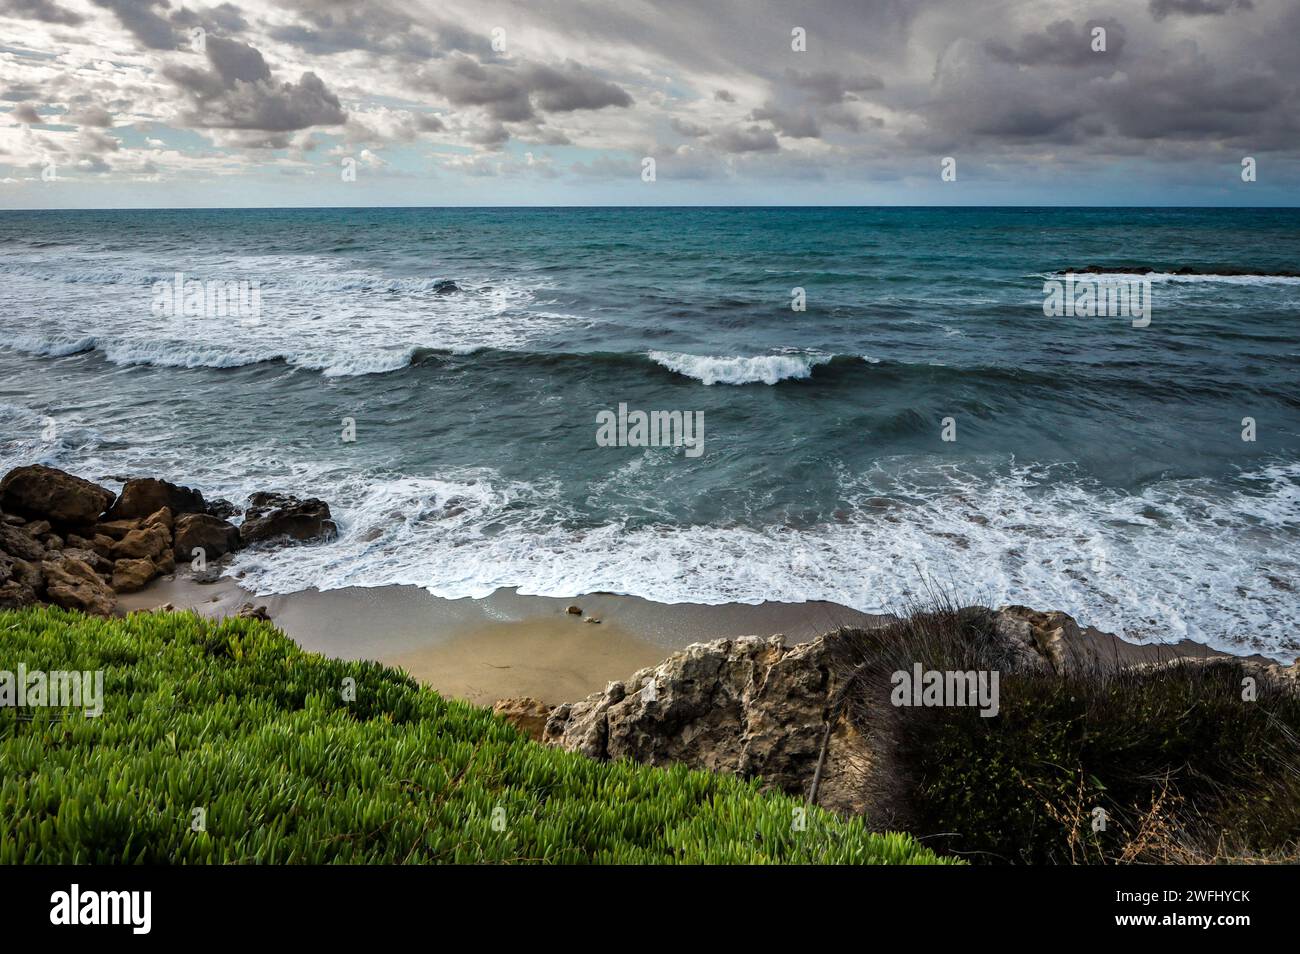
[
  {"left": 106, "top": 477, "right": 207, "bottom": 521},
  {"left": 0, "top": 464, "right": 334, "bottom": 615},
  {"left": 240, "top": 492, "right": 337, "bottom": 545}
]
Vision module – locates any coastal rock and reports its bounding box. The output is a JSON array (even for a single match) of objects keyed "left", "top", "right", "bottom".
[
  {"left": 105, "top": 478, "right": 206, "bottom": 521},
  {"left": 992, "top": 604, "right": 1076, "bottom": 671},
  {"left": 66, "top": 532, "right": 115, "bottom": 559},
  {"left": 112, "top": 557, "right": 159, "bottom": 593},
  {"left": 62, "top": 546, "right": 113, "bottom": 577},
  {"left": 0, "top": 552, "right": 42, "bottom": 592},
  {"left": 41, "top": 556, "right": 116, "bottom": 616},
  {"left": 95, "top": 518, "right": 142, "bottom": 541},
  {"left": 493, "top": 697, "right": 554, "bottom": 742},
  {"left": 112, "top": 522, "right": 172, "bottom": 563},
  {"left": 240, "top": 492, "right": 337, "bottom": 545},
  {"left": 543, "top": 608, "right": 1095, "bottom": 815},
  {"left": 0, "top": 579, "right": 39, "bottom": 609},
  {"left": 566, "top": 605, "right": 583, "bottom": 615},
  {"left": 237, "top": 602, "right": 270, "bottom": 621},
  {"left": 544, "top": 633, "right": 866, "bottom": 812},
  {"left": 0, "top": 522, "right": 47, "bottom": 562},
  {"left": 0, "top": 550, "right": 43, "bottom": 607},
  {"left": 173, "top": 513, "right": 240, "bottom": 562},
  {"left": 206, "top": 498, "right": 239, "bottom": 520},
  {"left": 0, "top": 465, "right": 114, "bottom": 526}
]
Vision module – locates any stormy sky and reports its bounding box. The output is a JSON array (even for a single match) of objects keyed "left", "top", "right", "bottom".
[{"left": 1, "top": 0, "right": 1297, "bottom": 206}]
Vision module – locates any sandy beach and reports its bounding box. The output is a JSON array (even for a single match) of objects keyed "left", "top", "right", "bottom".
[
  {"left": 116, "top": 573, "right": 886, "bottom": 705},
  {"left": 116, "top": 570, "right": 1278, "bottom": 707}
]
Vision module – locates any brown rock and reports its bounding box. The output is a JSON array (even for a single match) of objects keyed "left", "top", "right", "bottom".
[
  {"left": 0, "top": 465, "right": 114, "bottom": 526},
  {"left": 543, "top": 633, "right": 863, "bottom": 811},
  {"left": 0, "top": 523, "right": 46, "bottom": 561},
  {"left": 566, "top": 605, "right": 583, "bottom": 615},
  {"left": 95, "top": 518, "right": 142, "bottom": 541},
  {"left": 993, "top": 604, "right": 1079, "bottom": 672},
  {"left": 42, "top": 556, "right": 116, "bottom": 616},
  {"left": 240, "top": 492, "right": 337, "bottom": 545},
  {"left": 173, "top": 512, "right": 240, "bottom": 562},
  {"left": 24, "top": 520, "right": 52, "bottom": 537},
  {"left": 0, "top": 579, "right": 39, "bottom": 609},
  {"left": 112, "top": 524, "right": 171, "bottom": 562},
  {"left": 142, "top": 507, "right": 174, "bottom": 532},
  {"left": 237, "top": 602, "right": 270, "bottom": 621},
  {"left": 105, "top": 478, "right": 205, "bottom": 521},
  {"left": 67, "top": 533, "right": 115, "bottom": 560},
  {"left": 62, "top": 547, "right": 113, "bottom": 576},
  {"left": 112, "top": 557, "right": 159, "bottom": 593},
  {"left": 493, "top": 697, "right": 554, "bottom": 742},
  {"left": 0, "top": 554, "right": 43, "bottom": 591}
]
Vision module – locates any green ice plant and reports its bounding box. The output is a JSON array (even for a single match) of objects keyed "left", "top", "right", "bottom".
[{"left": 0, "top": 607, "right": 949, "bottom": 865}]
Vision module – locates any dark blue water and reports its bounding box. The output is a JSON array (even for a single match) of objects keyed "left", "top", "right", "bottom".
[{"left": 1, "top": 208, "right": 1297, "bottom": 656}]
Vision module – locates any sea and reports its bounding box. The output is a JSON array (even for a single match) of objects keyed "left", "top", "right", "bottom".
[{"left": 1, "top": 207, "right": 1297, "bottom": 658}]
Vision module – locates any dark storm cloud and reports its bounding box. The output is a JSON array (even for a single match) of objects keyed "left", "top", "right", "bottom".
[
  {"left": 985, "top": 18, "right": 1127, "bottom": 67},
  {"left": 91, "top": 0, "right": 177, "bottom": 50},
  {"left": 1098, "top": 49, "right": 1285, "bottom": 140},
  {"left": 749, "top": 103, "right": 820, "bottom": 139},
  {"left": 671, "top": 117, "right": 709, "bottom": 137},
  {"left": 785, "top": 69, "right": 884, "bottom": 104},
  {"left": 170, "top": 3, "right": 250, "bottom": 35},
  {"left": 417, "top": 54, "right": 632, "bottom": 123},
  {"left": 1149, "top": 0, "right": 1254, "bottom": 20},
  {"left": 0, "top": 0, "right": 83, "bottom": 25},
  {"left": 711, "top": 124, "right": 780, "bottom": 153},
  {"left": 267, "top": 7, "right": 443, "bottom": 57},
  {"left": 164, "top": 36, "right": 345, "bottom": 136}
]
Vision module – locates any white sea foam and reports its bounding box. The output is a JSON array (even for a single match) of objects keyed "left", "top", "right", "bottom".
[
  {"left": 1057, "top": 272, "right": 1300, "bottom": 285},
  {"left": 1, "top": 257, "right": 565, "bottom": 376},
  {"left": 215, "top": 460, "right": 1300, "bottom": 661},
  {"left": 648, "top": 350, "right": 833, "bottom": 385}
]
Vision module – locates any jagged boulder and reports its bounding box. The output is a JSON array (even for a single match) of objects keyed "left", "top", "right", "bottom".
[
  {"left": 0, "top": 465, "right": 114, "bottom": 526},
  {"left": 543, "top": 634, "right": 867, "bottom": 812},
  {"left": 112, "top": 521, "right": 171, "bottom": 563},
  {"left": 0, "top": 551, "right": 41, "bottom": 608},
  {"left": 41, "top": 556, "right": 116, "bottom": 616},
  {"left": 105, "top": 478, "right": 206, "bottom": 521},
  {"left": 240, "top": 492, "right": 337, "bottom": 545},
  {"left": 0, "top": 522, "right": 47, "bottom": 562},
  {"left": 173, "top": 513, "right": 240, "bottom": 562},
  {"left": 112, "top": 557, "right": 159, "bottom": 593},
  {"left": 993, "top": 604, "right": 1079, "bottom": 671},
  {"left": 493, "top": 697, "right": 553, "bottom": 742},
  {"left": 542, "top": 607, "right": 1094, "bottom": 815}
]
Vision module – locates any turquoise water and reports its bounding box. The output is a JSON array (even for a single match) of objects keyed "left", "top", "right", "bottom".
[{"left": 1, "top": 207, "right": 1297, "bottom": 656}]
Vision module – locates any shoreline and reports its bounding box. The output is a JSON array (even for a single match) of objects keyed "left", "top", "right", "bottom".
[{"left": 118, "top": 571, "right": 1288, "bottom": 707}]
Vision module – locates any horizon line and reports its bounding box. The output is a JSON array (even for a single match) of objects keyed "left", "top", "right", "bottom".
[{"left": 3, "top": 203, "right": 1299, "bottom": 213}]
